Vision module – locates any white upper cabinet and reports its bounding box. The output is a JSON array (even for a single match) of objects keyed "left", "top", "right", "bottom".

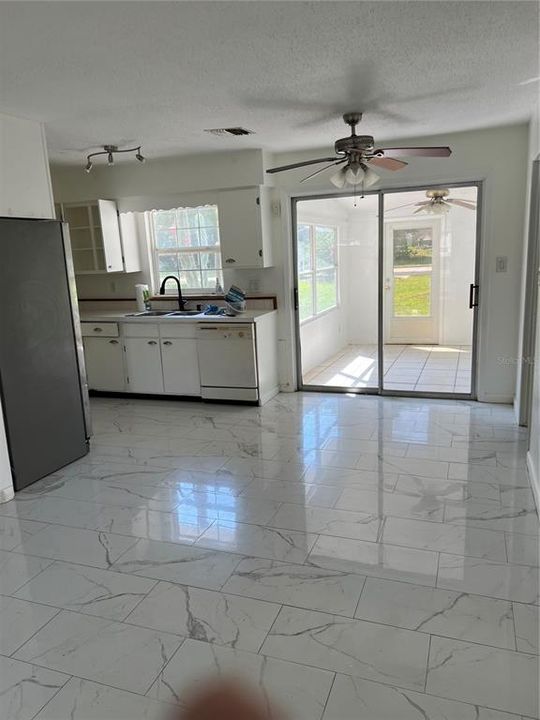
[
  {"left": 57, "top": 200, "right": 140, "bottom": 275},
  {"left": 217, "top": 186, "right": 274, "bottom": 268}
]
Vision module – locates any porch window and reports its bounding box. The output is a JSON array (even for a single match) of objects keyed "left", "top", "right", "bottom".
[{"left": 297, "top": 223, "right": 338, "bottom": 321}]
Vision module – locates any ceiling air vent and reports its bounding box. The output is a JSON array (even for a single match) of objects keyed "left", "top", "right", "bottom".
[{"left": 204, "top": 127, "right": 255, "bottom": 137}]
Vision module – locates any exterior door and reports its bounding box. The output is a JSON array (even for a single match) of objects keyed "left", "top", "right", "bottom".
[{"left": 384, "top": 218, "right": 441, "bottom": 344}]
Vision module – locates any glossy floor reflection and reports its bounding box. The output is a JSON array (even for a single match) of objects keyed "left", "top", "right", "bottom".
[{"left": 0, "top": 393, "right": 537, "bottom": 720}]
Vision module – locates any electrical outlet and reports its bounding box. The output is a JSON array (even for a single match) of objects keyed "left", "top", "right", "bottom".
[{"left": 496, "top": 256, "right": 508, "bottom": 273}]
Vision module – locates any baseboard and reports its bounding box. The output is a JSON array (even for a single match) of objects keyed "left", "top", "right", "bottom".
[
  {"left": 476, "top": 393, "right": 514, "bottom": 404},
  {"left": 526, "top": 451, "right": 540, "bottom": 514}
]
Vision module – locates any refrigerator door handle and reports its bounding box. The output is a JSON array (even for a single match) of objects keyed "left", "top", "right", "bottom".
[{"left": 61, "top": 223, "right": 92, "bottom": 439}]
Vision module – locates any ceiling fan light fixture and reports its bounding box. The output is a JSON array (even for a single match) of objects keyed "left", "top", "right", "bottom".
[
  {"left": 344, "top": 162, "right": 364, "bottom": 185},
  {"left": 361, "top": 165, "right": 380, "bottom": 188},
  {"left": 330, "top": 167, "right": 348, "bottom": 188}
]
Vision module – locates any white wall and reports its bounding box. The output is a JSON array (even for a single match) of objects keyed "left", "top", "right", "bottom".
[
  {"left": 523, "top": 110, "right": 540, "bottom": 507},
  {"left": 344, "top": 204, "right": 379, "bottom": 345},
  {"left": 273, "top": 123, "right": 529, "bottom": 402},
  {"left": 0, "top": 113, "right": 55, "bottom": 502}
]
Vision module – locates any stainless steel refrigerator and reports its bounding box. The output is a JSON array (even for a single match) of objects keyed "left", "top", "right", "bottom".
[{"left": 0, "top": 217, "right": 90, "bottom": 491}]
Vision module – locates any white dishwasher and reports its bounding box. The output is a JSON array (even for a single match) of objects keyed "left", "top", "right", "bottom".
[{"left": 196, "top": 324, "right": 259, "bottom": 401}]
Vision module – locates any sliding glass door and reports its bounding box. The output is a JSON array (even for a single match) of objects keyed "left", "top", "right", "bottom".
[
  {"left": 294, "top": 183, "right": 480, "bottom": 398},
  {"left": 383, "top": 186, "right": 478, "bottom": 395}
]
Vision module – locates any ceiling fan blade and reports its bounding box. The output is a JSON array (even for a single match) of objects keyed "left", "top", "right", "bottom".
[
  {"left": 413, "top": 207, "right": 427, "bottom": 214},
  {"left": 415, "top": 201, "right": 432, "bottom": 206},
  {"left": 369, "top": 156, "right": 408, "bottom": 171},
  {"left": 300, "top": 159, "right": 347, "bottom": 183},
  {"left": 447, "top": 199, "right": 477, "bottom": 210},
  {"left": 376, "top": 146, "right": 452, "bottom": 158},
  {"left": 266, "top": 157, "right": 338, "bottom": 174}
]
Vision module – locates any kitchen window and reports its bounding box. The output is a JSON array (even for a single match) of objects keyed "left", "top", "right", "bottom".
[
  {"left": 150, "top": 205, "right": 223, "bottom": 291},
  {"left": 297, "top": 223, "right": 338, "bottom": 322}
]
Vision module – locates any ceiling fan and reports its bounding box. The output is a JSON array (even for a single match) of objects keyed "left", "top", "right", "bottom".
[
  {"left": 388, "top": 188, "right": 477, "bottom": 215},
  {"left": 266, "top": 112, "right": 451, "bottom": 188}
]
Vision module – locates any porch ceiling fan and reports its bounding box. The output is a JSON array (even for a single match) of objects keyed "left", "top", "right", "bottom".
[
  {"left": 266, "top": 113, "right": 452, "bottom": 188},
  {"left": 388, "top": 188, "right": 477, "bottom": 215}
]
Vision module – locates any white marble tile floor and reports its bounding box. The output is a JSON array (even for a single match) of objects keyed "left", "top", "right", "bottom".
[{"left": 0, "top": 393, "right": 537, "bottom": 719}]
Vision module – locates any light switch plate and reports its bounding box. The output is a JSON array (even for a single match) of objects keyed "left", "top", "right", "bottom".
[{"left": 496, "top": 256, "right": 508, "bottom": 272}]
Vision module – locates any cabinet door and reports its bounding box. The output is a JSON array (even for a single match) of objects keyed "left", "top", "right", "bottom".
[
  {"left": 83, "top": 337, "right": 125, "bottom": 391},
  {"left": 98, "top": 199, "right": 124, "bottom": 272},
  {"left": 124, "top": 338, "right": 164, "bottom": 393},
  {"left": 118, "top": 212, "right": 141, "bottom": 272},
  {"left": 161, "top": 338, "right": 200, "bottom": 395},
  {"left": 218, "top": 187, "right": 264, "bottom": 268}
]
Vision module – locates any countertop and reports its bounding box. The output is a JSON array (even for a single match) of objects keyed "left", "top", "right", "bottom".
[{"left": 79, "top": 309, "right": 276, "bottom": 324}]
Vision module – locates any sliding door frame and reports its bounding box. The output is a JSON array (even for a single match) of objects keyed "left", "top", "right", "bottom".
[{"left": 292, "top": 179, "right": 483, "bottom": 400}]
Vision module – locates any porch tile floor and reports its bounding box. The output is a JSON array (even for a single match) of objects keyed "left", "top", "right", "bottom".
[
  {"left": 0, "top": 393, "right": 536, "bottom": 720},
  {"left": 304, "top": 344, "right": 472, "bottom": 394}
]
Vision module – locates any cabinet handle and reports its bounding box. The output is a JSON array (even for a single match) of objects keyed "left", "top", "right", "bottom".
[
  {"left": 147, "top": 340, "right": 157, "bottom": 345},
  {"left": 109, "top": 339, "right": 119, "bottom": 344},
  {"left": 93, "top": 327, "right": 103, "bottom": 332},
  {"left": 163, "top": 341, "right": 173, "bottom": 346},
  {"left": 225, "top": 258, "right": 236, "bottom": 264}
]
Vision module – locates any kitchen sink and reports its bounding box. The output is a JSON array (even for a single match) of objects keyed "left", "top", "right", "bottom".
[
  {"left": 167, "top": 310, "right": 202, "bottom": 316},
  {"left": 125, "top": 310, "right": 174, "bottom": 317},
  {"left": 125, "top": 310, "right": 203, "bottom": 317}
]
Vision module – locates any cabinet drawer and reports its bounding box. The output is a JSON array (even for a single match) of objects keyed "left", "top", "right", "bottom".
[
  {"left": 123, "top": 322, "right": 159, "bottom": 338},
  {"left": 81, "top": 322, "right": 119, "bottom": 338},
  {"left": 160, "top": 323, "right": 197, "bottom": 339}
]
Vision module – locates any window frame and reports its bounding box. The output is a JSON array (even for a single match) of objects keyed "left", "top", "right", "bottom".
[
  {"left": 149, "top": 206, "right": 223, "bottom": 293},
  {"left": 297, "top": 221, "right": 339, "bottom": 324}
]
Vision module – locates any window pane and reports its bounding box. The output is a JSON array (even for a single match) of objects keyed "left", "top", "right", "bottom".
[
  {"left": 178, "top": 228, "right": 200, "bottom": 248},
  {"left": 299, "top": 274, "right": 314, "bottom": 321},
  {"left": 180, "top": 270, "right": 203, "bottom": 289},
  {"left": 200, "top": 251, "right": 221, "bottom": 270},
  {"left": 154, "top": 211, "right": 176, "bottom": 229},
  {"left": 392, "top": 227, "right": 432, "bottom": 317},
  {"left": 177, "top": 208, "right": 199, "bottom": 228},
  {"left": 198, "top": 206, "right": 218, "bottom": 227},
  {"left": 199, "top": 227, "right": 220, "bottom": 247},
  {"left": 315, "top": 226, "right": 336, "bottom": 269},
  {"left": 297, "top": 224, "right": 311, "bottom": 273},
  {"left": 156, "top": 229, "right": 177, "bottom": 249},
  {"left": 316, "top": 268, "right": 337, "bottom": 313},
  {"left": 178, "top": 252, "right": 200, "bottom": 270},
  {"left": 158, "top": 254, "right": 179, "bottom": 273},
  {"left": 202, "top": 270, "right": 222, "bottom": 289}
]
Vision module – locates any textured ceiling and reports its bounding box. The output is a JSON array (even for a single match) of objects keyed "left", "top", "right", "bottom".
[{"left": 1, "top": 1, "right": 538, "bottom": 164}]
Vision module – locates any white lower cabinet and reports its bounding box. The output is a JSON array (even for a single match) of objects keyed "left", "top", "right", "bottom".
[
  {"left": 124, "top": 337, "right": 164, "bottom": 394},
  {"left": 83, "top": 336, "right": 125, "bottom": 391},
  {"left": 161, "top": 338, "right": 200, "bottom": 395}
]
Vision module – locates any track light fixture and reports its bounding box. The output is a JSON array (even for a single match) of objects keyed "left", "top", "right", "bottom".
[{"left": 84, "top": 144, "right": 145, "bottom": 172}]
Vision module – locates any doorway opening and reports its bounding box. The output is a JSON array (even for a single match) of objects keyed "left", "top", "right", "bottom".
[{"left": 294, "top": 184, "right": 480, "bottom": 397}]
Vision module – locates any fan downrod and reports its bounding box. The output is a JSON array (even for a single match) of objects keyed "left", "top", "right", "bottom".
[{"left": 343, "top": 112, "right": 362, "bottom": 133}]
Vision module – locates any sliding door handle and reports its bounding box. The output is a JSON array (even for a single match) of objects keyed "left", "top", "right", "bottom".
[{"left": 469, "top": 283, "right": 479, "bottom": 308}]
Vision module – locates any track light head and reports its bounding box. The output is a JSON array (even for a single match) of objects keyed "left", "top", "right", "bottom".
[
  {"left": 107, "top": 152, "right": 114, "bottom": 166},
  {"left": 84, "top": 160, "right": 93, "bottom": 173},
  {"left": 135, "top": 150, "right": 145, "bottom": 164}
]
